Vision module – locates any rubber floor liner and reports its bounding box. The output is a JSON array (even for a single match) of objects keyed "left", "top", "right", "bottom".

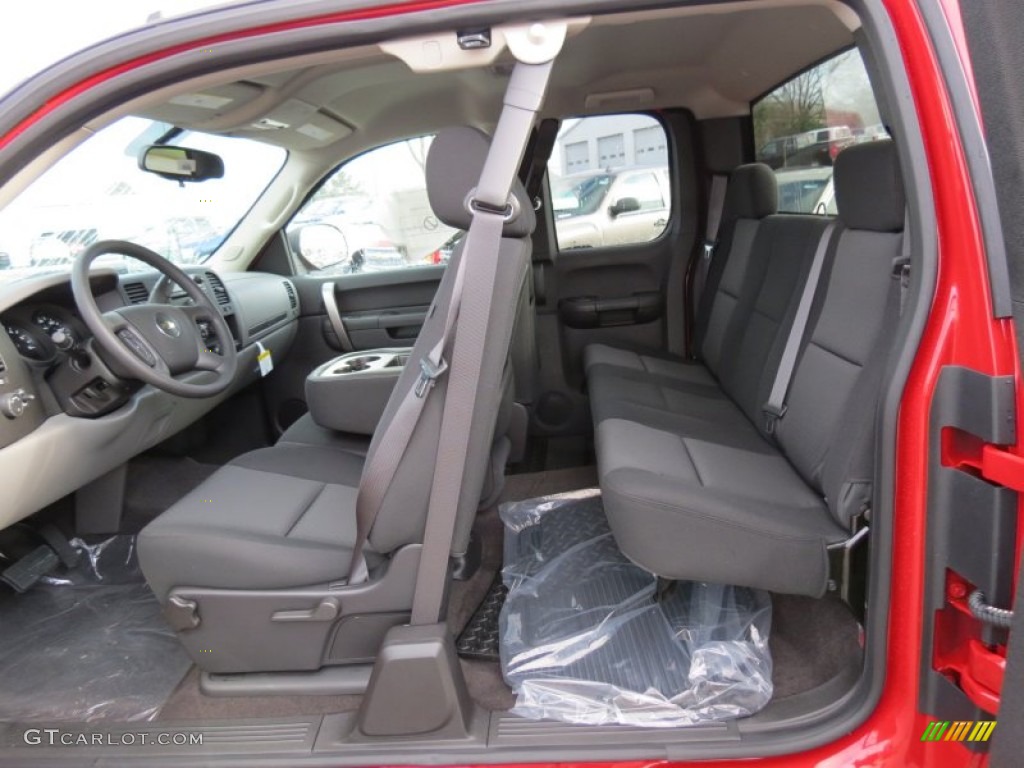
[
  {"left": 499, "top": 489, "right": 773, "bottom": 727},
  {"left": 0, "top": 536, "right": 192, "bottom": 722},
  {"left": 457, "top": 573, "right": 508, "bottom": 661}
]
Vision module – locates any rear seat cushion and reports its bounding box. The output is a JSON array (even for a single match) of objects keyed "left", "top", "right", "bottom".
[
  {"left": 584, "top": 344, "right": 715, "bottom": 385},
  {"left": 597, "top": 418, "right": 848, "bottom": 595}
]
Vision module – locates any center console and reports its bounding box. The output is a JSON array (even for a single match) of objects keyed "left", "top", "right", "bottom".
[{"left": 305, "top": 348, "right": 411, "bottom": 435}]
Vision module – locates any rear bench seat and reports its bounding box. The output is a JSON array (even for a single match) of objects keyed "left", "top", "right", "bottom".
[{"left": 586, "top": 141, "right": 906, "bottom": 597}]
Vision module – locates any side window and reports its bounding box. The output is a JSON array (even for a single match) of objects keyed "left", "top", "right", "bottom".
[
  {"left": 753, "top": 49, "right": 889, "bottom": 215},
  {"left": 286, "top": 135, "right": 460, "bottom": 275},
  {"left": 548, "top": 114, "right": 671, "bottom": 251},
  {"left": 617, "top": 172, "right": 664, "bottom": 211}
]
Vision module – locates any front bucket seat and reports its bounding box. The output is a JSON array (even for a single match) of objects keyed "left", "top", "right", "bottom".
[{"left": 137, "top": 126, "right": 535, "bottom": 674}]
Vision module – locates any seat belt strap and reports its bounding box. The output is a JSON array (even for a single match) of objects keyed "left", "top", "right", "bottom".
[
  {"left": 694, "top": 174, "right": 728, "bottom": 303},
  {"left": 410, "top": 58, "right": 556, "bottom": 625},
  {"left": 763, "top": 221, "right": 838, "bottom": 434},
  {"left": 704, "top": 174, "right": 729, "bottom": 255}
]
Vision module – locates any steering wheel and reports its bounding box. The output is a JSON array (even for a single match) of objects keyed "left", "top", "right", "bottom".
[{"left": 71, "top": 240, "right": 238, "bottom": 398}]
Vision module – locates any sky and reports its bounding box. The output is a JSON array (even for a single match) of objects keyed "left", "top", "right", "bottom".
[{"left": 0, "top": 0, "right": 235, "bottom": 97}]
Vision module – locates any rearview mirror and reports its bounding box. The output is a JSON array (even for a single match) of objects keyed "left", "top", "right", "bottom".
[
  {"left": 138, "top": 145, "right": 225, "bottom": 182},
  {"left": 609, "top": 197, "right": 640, "bottom": 217}
]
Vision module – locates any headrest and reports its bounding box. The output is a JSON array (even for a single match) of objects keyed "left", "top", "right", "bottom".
[
  {"left": 425, "top": 126, "right": 536, "bottom": 238},
  {"left": 727, "top": 163, "right": 777, "bottom": 220},
  {"left": 834, "top": 140, "right": 905, "bottom": 232}
]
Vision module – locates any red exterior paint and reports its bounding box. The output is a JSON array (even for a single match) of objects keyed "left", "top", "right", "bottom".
[{"left": 0, "top": 0, "right": 1019, "bottom": 765}]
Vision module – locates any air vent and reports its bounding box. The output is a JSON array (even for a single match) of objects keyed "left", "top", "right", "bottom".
[
  {"left": 123, "top": 282, "right": 149, "bottom": 305},
  {"left": 205, "top": 272, "right": 230, "bottom": 306},
  {"left": 283, "top": 281, "right": 297, "bottom": 310}
]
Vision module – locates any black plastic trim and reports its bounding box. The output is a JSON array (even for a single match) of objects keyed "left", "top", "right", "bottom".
[
  {"left": 557, "top": 291, "right": 661, "bottom": 329},
  {"left": 919, "top": 367, "right": 1017, "bottom": 742}
]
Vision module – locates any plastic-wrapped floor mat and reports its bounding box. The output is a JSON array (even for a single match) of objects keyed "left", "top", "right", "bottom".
[
  {"left": 0, "top": 536, "right": 192, "bottom": 722},
  {"left": 499, "top": 489, "right": 773, "bottom": 727}
]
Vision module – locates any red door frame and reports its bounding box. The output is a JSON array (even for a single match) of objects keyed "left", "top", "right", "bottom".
[{"left": 0, "top": 0, "right": 1020, "bottom": 765}]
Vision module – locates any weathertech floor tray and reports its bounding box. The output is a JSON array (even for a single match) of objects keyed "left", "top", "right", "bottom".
[
  {"left": 457, "top": 573, "right": 508, "bottom": 661},
  {"left": 499, "top": 489, "right": 773, "bottom": 727}
]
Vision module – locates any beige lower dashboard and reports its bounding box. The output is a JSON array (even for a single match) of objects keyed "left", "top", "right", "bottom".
[{"left": 0, "top": 322, "right": 295, "bottom": 530}]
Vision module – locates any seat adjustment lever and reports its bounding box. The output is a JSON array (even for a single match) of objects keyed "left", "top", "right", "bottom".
[
  {"left": 271, "top": 597, "right": 340, "bottom": 622},
  {"left": 164, "top": 595, "right": 201, "bottom": 631}
]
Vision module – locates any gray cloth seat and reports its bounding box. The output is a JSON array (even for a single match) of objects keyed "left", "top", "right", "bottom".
[
  {"left": 277, "top": 413, "right": 372, "bottom": 455},
  {"left": 139, "top": 127, "right": 535, "bottom": 619},
  {"left": 583, "top": 162, "right": 779, "bottom": 387},
  {"left": 139, "top": 446, "right": 364, "bottom": 598},
  {"left": 587, "top": 141, "right": 906, "bottom": 596}
]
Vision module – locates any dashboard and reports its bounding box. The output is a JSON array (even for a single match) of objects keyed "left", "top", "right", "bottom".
[{"left": 0, "top": 265, "right": 300, "bottom": 531}]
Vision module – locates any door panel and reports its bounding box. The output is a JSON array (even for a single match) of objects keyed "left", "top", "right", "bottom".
[
  {"left": 262, "top": 266, "right": 444, "bottom": 433},
  {"left": 531, "top": 112, "right": 695, "bottom": 437},
  {"left": 311, "top": 267, "right": 444, "bottom": 351},
  {"left": 554, "top": 241, "right": 673, "bottom": 387}
]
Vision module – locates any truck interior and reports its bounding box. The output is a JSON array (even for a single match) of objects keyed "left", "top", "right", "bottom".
[{"left": 0, "top": 0, "right": 956, "bottom": 763}]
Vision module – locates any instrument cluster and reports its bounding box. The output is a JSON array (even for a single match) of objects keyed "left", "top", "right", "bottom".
[{"left": 2, "top": 304, "right": 85, "bottom": 363}]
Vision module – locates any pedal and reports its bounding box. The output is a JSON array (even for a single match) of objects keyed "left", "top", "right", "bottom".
[
  {"left": 36, "top": 523, "right": 81, "bottom": 568},
  {"left": 1, "top": 545, "right": 60, "bottom": 593}
]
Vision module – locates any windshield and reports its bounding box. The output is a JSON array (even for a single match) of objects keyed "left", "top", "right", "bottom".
[
  {"left": 0, "top": 116, "right": 285, "bottom": 284},
  {"left": 551, "top": 174, "right": 613, "bottom": 218}
]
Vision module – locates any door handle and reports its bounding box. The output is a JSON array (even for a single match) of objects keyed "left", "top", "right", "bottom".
[{"left": 321, "top": 282, "right": 353, "bottom": 352}]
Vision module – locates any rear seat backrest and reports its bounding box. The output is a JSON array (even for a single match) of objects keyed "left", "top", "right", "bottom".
[
  {"left": 774, "top": 140, "right": 906, "bottom": 526},
  {"left": 716, "top": 214, "right": 830, "bottom": 425},
  {"left": 697, "top": 163, "right": 777, "bottom": 377}
]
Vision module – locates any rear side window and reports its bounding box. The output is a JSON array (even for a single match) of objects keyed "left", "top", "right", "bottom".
[
  {"left": 753, "top": 50, "right": 889, "bottom": 215},
  {"left": 547, "top": 114, "right": 672, "bottom": 251}
]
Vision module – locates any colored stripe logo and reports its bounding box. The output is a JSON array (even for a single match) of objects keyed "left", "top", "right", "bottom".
[{"left": 921, "top": 721, "right": 996, "bottom": 742}]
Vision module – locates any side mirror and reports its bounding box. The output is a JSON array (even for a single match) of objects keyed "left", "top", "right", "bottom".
[
  {"left": 139, "top": 145, "right": 225, "bottom": 182},
  {"left": 609, "top": 197, "right": 641, "bottom": 217},
  {"left": 293, "top": 223, "right": 351, "bottom": 271}
]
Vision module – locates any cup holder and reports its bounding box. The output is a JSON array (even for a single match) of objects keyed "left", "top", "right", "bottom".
[
  {"left": 337, "top": 355, "right": 380, "bottom": 373},
  {"left": 324, "top": 349, "right": 412, "bottom": 377}
]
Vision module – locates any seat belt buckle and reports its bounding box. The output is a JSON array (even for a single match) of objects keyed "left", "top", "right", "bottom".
[
  {"left": 415, "top": 356, "right": 449, "bottom": 398},
  {"left": 762, "top": 403, "right": 787, "bottom": 434},
  {"left": 702, "top": 240, "right": 716, "bottom": 261}
]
